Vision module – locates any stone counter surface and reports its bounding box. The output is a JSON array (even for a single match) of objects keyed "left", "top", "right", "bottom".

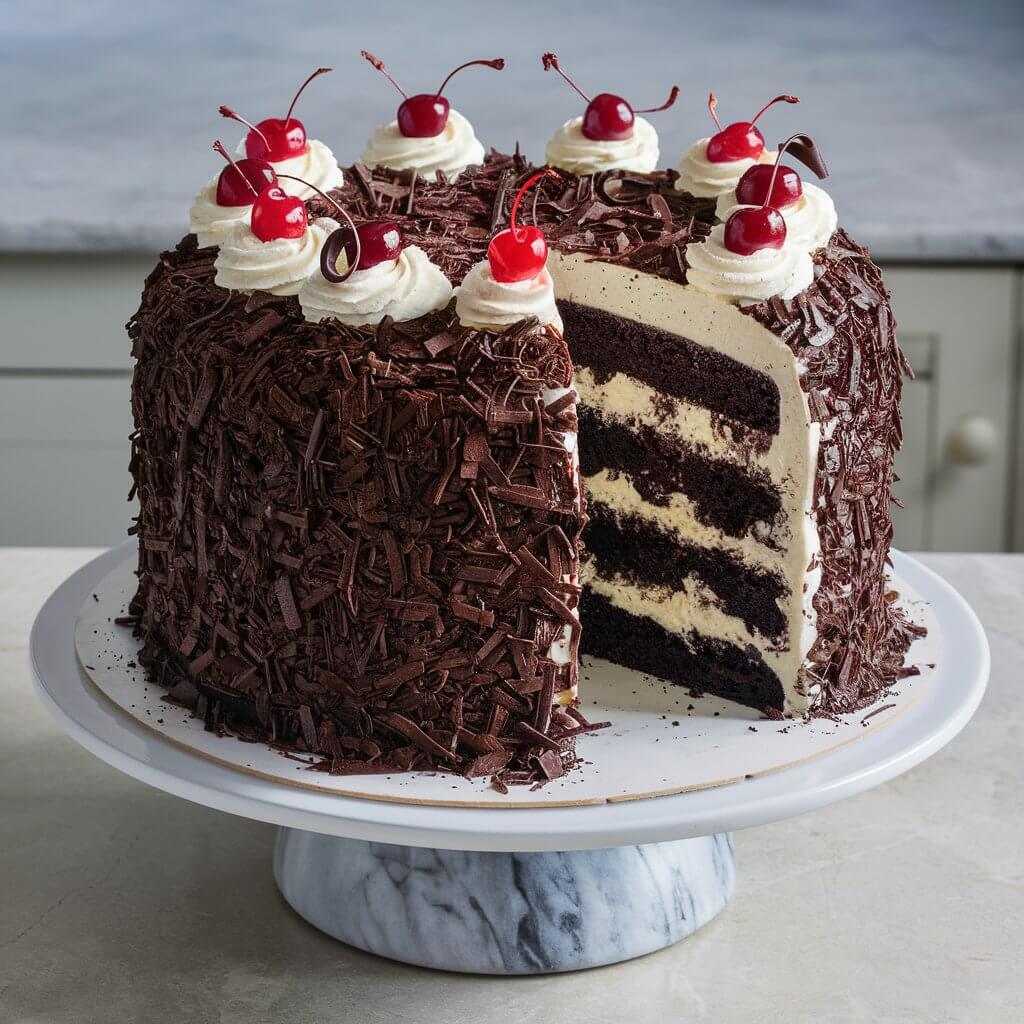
[
  {"left": 1, "top": 549, "right": 1021, "bottom": 1022},
  {"left": 3, "top": 0, "right": 1023, "bottom": 260}
]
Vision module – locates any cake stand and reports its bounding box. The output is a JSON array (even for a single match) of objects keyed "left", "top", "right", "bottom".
[{"left": 30, "top": 544, "right": 988, "bottom": 974}]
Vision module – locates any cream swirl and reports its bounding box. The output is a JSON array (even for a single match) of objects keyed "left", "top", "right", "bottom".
[
  {"left": 545, "top": 115, "right": 659, "bottom": 174},
  {"left": 715, "top": 182, "right": 837, "bottom": 253},
  {"left": 676, "top": 138, "right": 775, "bottom": 198},
  {"left": 271, "top": 139, "right": 345, "bottom": 199},
  {"left": 685, "top": 224, "right": 814, "bottom": 306},
  {"left": 299, "top": 243, "right": 453, "bottom": 326},
  {"left": 214, "top": 217, "right": 333, "bottom": 296},
  {"left": 361, "top": 109, "right": 485, "bottom": 181},
  {"left": 455, "top": 261, "right": 563, "bottom": 332},
  {"left": 188, "top": 175, "right": 251, "bottom": 248}
]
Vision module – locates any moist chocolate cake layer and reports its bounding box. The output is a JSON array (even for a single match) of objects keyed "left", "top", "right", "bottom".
[
  {"left": 559, "top": 301, "right": 781, "bottom": 436},
  {"left": 579, "top": 590, "right": 785, "bottom": 711},
  {"left": 583, "top": 506, "right": 789, "bottom": 640},
  {"left": 576, "top": 406, "right": 783, "bottom": 542}
]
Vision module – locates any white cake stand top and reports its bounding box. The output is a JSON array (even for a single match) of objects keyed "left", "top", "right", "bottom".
[{"left": 32, "top": 544, "right": 987, "bottom": 852}]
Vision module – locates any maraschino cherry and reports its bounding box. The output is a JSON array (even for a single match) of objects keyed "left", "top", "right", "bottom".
[
  {"left": 488, "top": 170, "right": 559, "bottom": 282},
  {"left": 705, "top": 93, "right": 799, "bottom": 163},
  {"left": 219, "top": 67, "right": 332, "bottom": 162},
  {"left": 541, "top": 52, "right": 679, "bottom": 142},
  {"left": 211, "top": 141, "right": 277, "bottom": 207},
  {"left": 723, "top": 139, "right": 821, "bottom": 255},
  {"left": 214, "top": 140, "right": 301, "bottom": 240},
  {"left": 361, "top": 51, "right": 504, "bottom": 138},
  {"left": 734, "top": 132, "right": 829, "bottom": 209}
]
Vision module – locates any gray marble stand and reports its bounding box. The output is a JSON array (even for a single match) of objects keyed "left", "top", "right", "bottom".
[{"left": 273, "top": 828, "right": 735, "bottom": 973}]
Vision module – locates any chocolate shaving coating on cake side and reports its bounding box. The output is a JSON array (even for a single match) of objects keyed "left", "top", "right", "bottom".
[{"left": 128, "top": 241, "right": 598, "bottom": 784}]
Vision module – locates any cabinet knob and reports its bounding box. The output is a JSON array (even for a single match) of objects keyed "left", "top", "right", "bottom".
[{"left": 947, "top": 415, "right": 998, "bottom": 466}]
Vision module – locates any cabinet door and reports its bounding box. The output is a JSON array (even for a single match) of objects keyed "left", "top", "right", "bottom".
[
  {"left": 0, "top": 375, "right": 135, "bottom": 546},
  {"left": 884, "top": 268, "right": 1016, "bottom": 552}
]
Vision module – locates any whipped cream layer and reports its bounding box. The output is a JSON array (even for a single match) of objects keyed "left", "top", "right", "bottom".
[
  {"left": 550, "top": 252, "right": 824, "bottom": 712},
  {"left": 676, "top": 138, "right": 775, "bottom": 198},
  {"left": 545, "top": 115, "right": 659, "bottom": 175},
  {"left": 214, "top": 217, "right": 333, "bottom": 296},
  {"left": 685, "top": 224, "right": 814, "bottom": 306},
  {"left": 716, "top": 182, "right": 837, "bottom": 254},
  {"left": 271, "top": 140, "right": 345, "bottom": 200},
  {"left": 455, "top": 261, "right": 563, "bottom": 332},
  {"left": 189, "top": 176, "right": 252, "bottom": 248},
  {"left": 299, "top": 241, "right": 453, "bottom": 326},
  {"left": 361, "top": 109, "right": 484, "bottom": 181}
]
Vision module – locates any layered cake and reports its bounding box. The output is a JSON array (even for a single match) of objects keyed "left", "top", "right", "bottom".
[{"left": 127, "top": 55, "right": 918, "bottom": 784}]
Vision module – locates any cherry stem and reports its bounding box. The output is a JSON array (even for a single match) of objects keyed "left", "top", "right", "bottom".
[
  {"left": 762, "top": 135, "right": 802, "bottom": 210},
  {"left": 435, "top": 58, "right": 505, "bottom": 98},
  {"left": 285, "top": 67, "right": 331, "bottom": 126},
  {"left": 219, "top": 106, "right": 271, "bottom": 153},
  {"left": 634, "top": 85, "right": 681, "bottom": 115},
  {"left": 508, "top": 169, "right": 560, "bottom": 241},
  {"left": 361, "top": 51, "right": 407, "bottom": 99},
  {"left": 708, "top": 93, "right": 722, "bottom": 131},
  {"left": 276, "top": 174, "right": 361, "bottom": 282},
  {"left": 212, "top": 140, "right": 260, "bottom": 199},
  {"left": 750, "top": 94, "right": 799, "bottom": 126},
  {"left": 541, "top": 53, "right": 591, "bottom": 104}
]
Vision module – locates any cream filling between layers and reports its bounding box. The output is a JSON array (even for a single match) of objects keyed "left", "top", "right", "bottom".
[
  {"left": 575, "top": 365, "right": 776, "bottom": 476},
  {"left": 548, "top": 252, "right": 822, "bottom": 713},
  {"left": 585, "top": 474, "right": 788, "bottom": 575},
  {"left": 581, "top": 558, "right": 793, "bottom": 680}
]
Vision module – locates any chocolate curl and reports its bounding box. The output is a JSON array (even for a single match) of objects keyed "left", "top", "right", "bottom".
[
  {"left": 275, "top": 173, "right": 361, "bottom": 282},
  {"left": 777, "top": 133, "right": 829, "bottom": 180}
]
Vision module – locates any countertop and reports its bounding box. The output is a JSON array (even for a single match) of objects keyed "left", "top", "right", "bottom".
[
  {"left": 3, "top": 0, "right": 1023, "bottom": 261},
  {"left": 1, "top": 548, "right": 1021, "bottom": 1022}
]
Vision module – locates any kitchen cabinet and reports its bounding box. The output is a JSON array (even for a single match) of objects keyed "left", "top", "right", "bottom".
[
  {"left": 884, "top": 268, "right": 1018, "bottom": 552},
  {"left": 1, "top": 256, "right": 1021, "bottom": 550}
]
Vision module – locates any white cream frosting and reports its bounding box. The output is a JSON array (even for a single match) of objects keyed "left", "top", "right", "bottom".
[
  {"left": 299, "top": 241, "right": 453, "bottom": 326},
  {"left": 271, "top": 139, "right": 345, "bottom": 200},
  {"left": 455, "top": 260, "right": 563, "bottom": 332},
  {"left": 214, "top": 217, "right": 333, "bottom": 296},
  {"left": 676, "top": 138, "right": 775, "bottom": 198},
  {"left": 716, "top": 182, "right": 837, "bottom": 254},
  {"left": 361, "top": 109, "right": 484, "bottom": 182},
  {"left": 545, "top": 115, "right": 659, "bottom": 175},
  {"left": 188, "top": 175, "right": 252, "bottom": 248},
  {"left": 685, "top": 224, "right": 814, "bottom": 306},
  {"left": 548, "top": 251, "right": 823, "bottom": 713}
]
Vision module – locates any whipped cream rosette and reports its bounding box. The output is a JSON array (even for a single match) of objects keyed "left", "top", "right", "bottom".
[
  {"left": 541, "top": 52, "right": 677, "bottom": 176},
  {"left": 686, "top": 223, "right": 813, "bottom": 305},
  {"left": 299, "top": 219, "right": 453, "bottom": 327},
  {"left": 214, "top": 217, "right": 333, "bottom": 296},
  {"left": 676, "top": 93, "right": 798, "bottom": 197},
  {"left": 545, "top": 116, "right": 660, "bottom": 175},
  {"left": 359, "top": 52, "right": 505, "bottom": 181}
]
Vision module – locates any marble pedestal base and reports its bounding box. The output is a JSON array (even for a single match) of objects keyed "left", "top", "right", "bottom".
[{"left": 273, "top": 828, "right": 735, "bottom": 974}]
